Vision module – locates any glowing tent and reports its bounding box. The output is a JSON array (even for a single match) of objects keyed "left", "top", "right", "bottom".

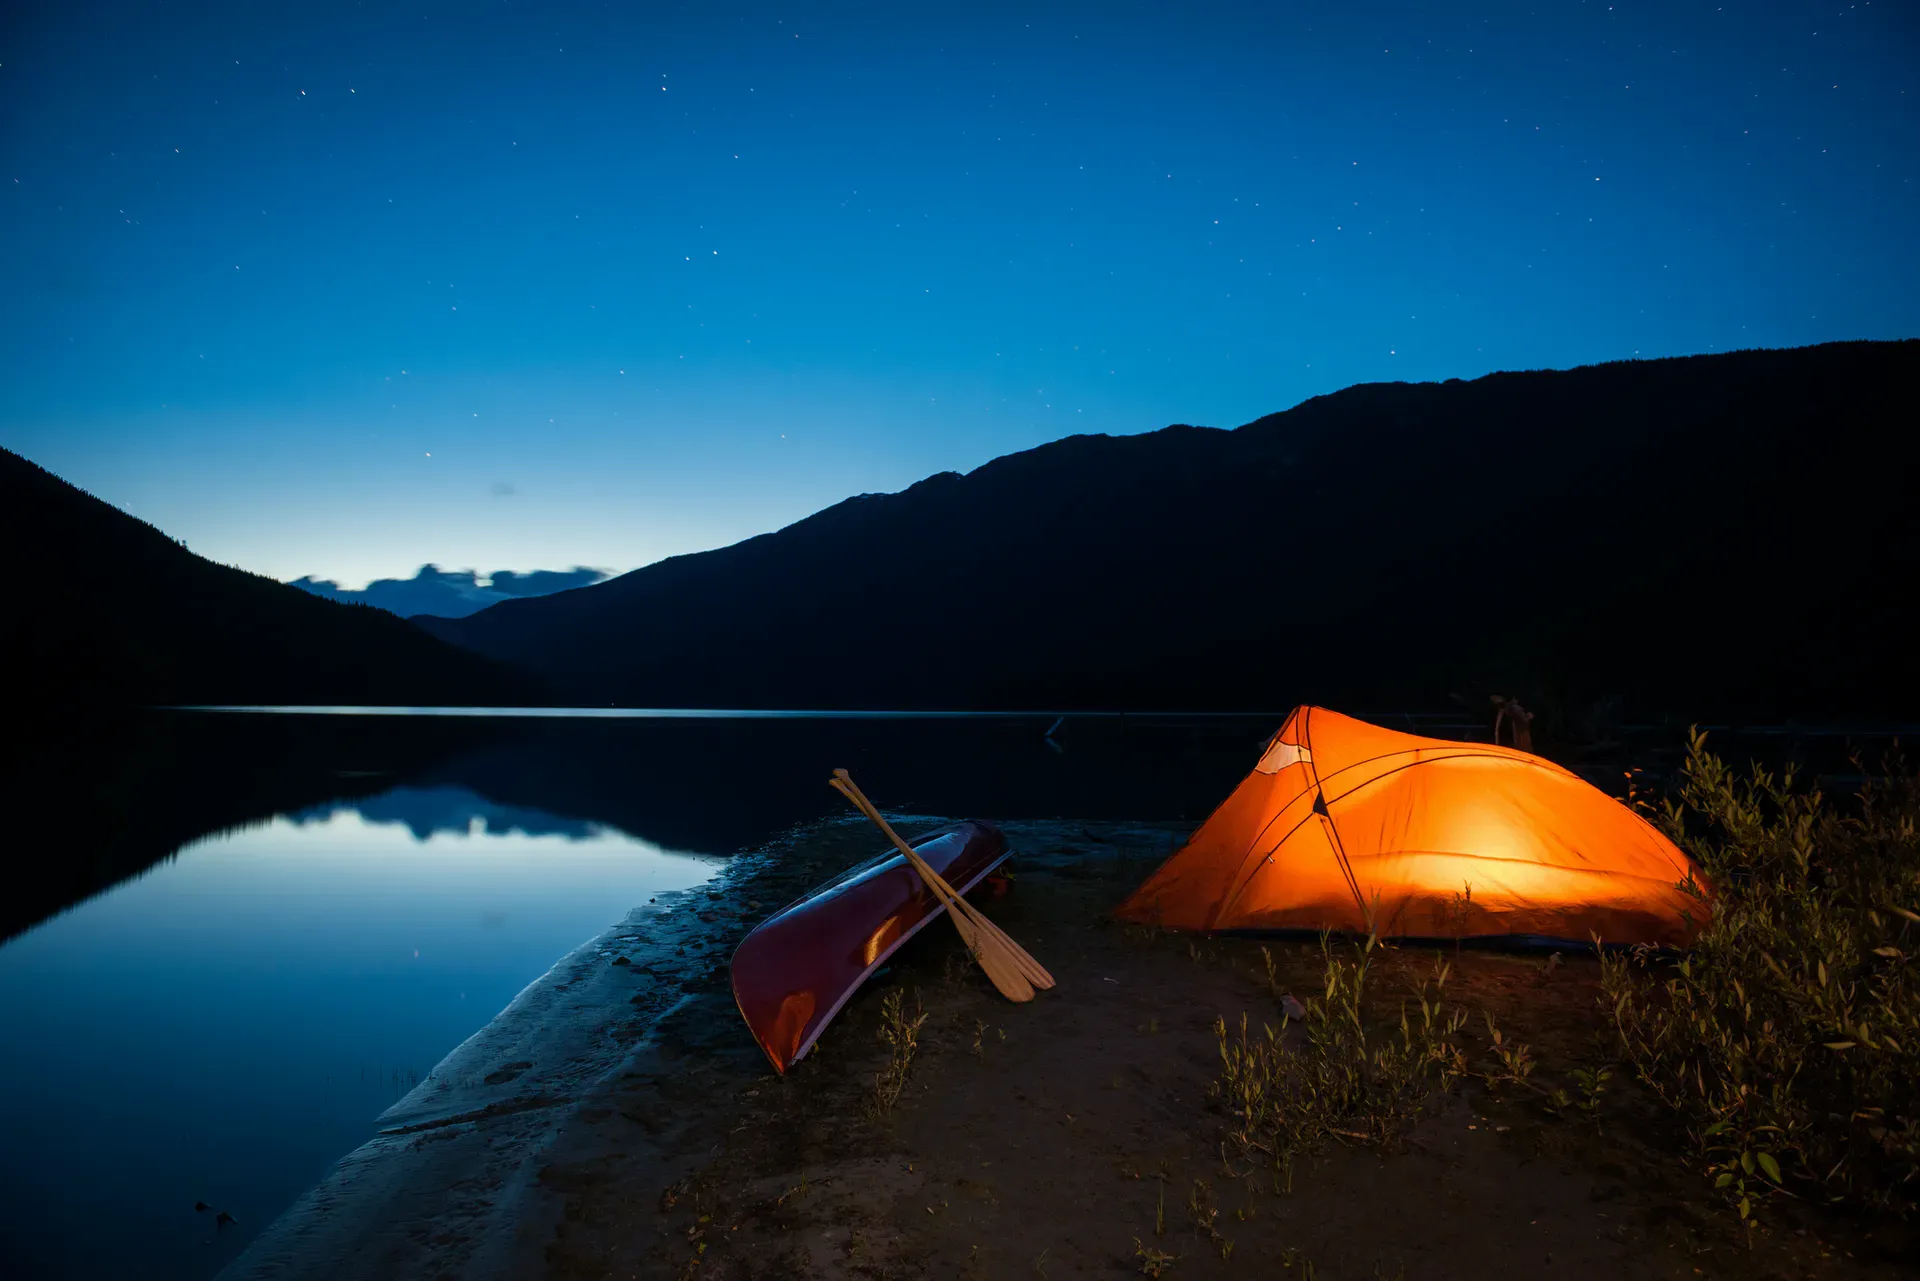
[{"left": 1116, "top": 707, "right": 1707, "bottom": 947}]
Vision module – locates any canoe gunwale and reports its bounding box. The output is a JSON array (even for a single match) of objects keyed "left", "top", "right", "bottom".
[
  {"left": 786, "top": 840, "right": 1010, "bottom": 1067},
  {"left": 729, "top": 821, "right": 1010, "bottom": 1073}
]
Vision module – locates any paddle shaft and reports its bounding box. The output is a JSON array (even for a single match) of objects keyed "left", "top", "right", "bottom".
[
  {"left": 830, "top": 775, "right": 1054, "bottom": 989},
  {"left": 829, "top": 779, "right": 989, "bottom": 928},
  {"left": 829, "top": 780, "right": 1034, "bottom": 1001}
]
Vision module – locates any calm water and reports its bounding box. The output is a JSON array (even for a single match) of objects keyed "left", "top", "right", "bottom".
[
  {"left": 0, "top": 708, "right": 1875, "bottom": 1281},
  {"left": 0, "top": 709, "right": 1275, "bottom": 1281},
  {"left": 0, "top": 789, "right": 719, "bottom": 1281}
]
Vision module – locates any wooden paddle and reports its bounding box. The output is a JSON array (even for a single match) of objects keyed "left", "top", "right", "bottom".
[
  {"left": 830, "top": 771, "right": 1053, "bottom": 990},
  {"left": 828, "top": 777, "right": 1041, "bottom": 1003},
  {"left": 827, "top": 776, "right": 1034, "bottom": 1002},
  {"left": 834, "top": 773, "right": 1055, "bottom": 989},
  {"left": 829, "top": 770, "right": 1054, "bottom": 997}
]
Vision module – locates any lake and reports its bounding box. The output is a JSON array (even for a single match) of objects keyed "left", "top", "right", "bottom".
[
  {"left": 0, "top": 706, "right": 1872, "bottom": 1281},
  {"left": 0, "top": 708, "right": 1286, "bottom": 1281}
]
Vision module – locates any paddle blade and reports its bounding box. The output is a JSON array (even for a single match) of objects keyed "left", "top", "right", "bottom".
[
  {"left": 971, "top": 935, "right": 1036, "bottom": 1003},
  {"left": 938, "top": 895, "right": 1032, "bottom": 1001},
  {"left": 956, "top": 907, "right": 1055, "bottom": 990}
]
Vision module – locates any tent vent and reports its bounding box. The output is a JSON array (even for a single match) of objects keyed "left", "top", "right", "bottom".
[{"left": 1255, "top": 739, "right": 1311, "bottom": 774}]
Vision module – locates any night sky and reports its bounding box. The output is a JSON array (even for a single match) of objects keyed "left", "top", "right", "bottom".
[{"left": 2, "top": 1, "right": 1914, "bottom": 587}]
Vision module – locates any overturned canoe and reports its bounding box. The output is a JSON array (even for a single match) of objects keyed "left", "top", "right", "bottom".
[{"left": 730, "top": 820, "right": 1010, "bottom": 1074}]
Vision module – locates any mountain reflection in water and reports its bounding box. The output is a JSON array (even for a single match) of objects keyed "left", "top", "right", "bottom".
[
  {"left": 0, "top": 772, "right": 718, "bottom": 1281},
  {"left": 290, "top": 785, "right": 605, "bottom": 844}
]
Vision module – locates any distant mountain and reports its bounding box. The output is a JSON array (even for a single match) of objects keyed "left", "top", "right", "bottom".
[
  {"left": 416, "top": 340, "right": 1920, "bottom": 723},
  {"left": 289, "top": 564, "right": 611, "bottom": 620},
  {"left": 1, "top": 448, "right": 547, "bottom": 712}
]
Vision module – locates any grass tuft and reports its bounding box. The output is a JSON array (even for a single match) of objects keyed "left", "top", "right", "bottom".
[{"left": 1211, "top": 931, "right": 1467, "bottom": 1183}]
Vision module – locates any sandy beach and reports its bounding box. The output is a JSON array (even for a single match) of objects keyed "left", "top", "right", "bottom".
[{"left": 224, "top": 817, "right": 1913, "bottom": 1281}]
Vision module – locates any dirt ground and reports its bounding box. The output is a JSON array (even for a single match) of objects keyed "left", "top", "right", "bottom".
[{"left": 516, "top": 818, "right": 1915, "bottom": 1281}]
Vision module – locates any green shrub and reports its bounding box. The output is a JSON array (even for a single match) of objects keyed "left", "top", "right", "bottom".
[
  {"left": 1601, "top": 730, "right": 1920, "bottom": 1225},
  {"left": 1212, "top": 933, "right": 1467, "bottom": 1184}
]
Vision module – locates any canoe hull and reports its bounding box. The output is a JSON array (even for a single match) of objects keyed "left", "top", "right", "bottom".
[{"left": 730, "top": 820, "right": 1010, "bottom": 1074}]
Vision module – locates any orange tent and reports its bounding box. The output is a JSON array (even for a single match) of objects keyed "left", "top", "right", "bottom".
[{"left": 1116, "top": 707, "right": 1707, "bottom": 947}]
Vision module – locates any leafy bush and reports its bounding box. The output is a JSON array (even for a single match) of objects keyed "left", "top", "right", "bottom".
[
  {"left": 1213, "top": 933, "right": 1467, "bottom": 1184},
  {"left": 1601, "top": 730, "right": 1920, "bottom": 1225}
]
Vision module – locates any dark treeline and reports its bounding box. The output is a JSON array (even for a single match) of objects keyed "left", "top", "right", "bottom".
[{"left": 1, "top": 448, "right": 547, "bottom": 714}]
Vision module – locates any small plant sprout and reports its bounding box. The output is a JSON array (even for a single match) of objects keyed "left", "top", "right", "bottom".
[
  {"left": 1574, "top": 1064, "right": 1611, "bottom": 1121},
  {"left": 1187, "top": 1178, "right": 1232, "bottom": 1256},
  {"left": 1185, "top": 1177, "right": 1208, "bottom": 1221},
  {"left": 1445, "top": 881, "right": 1475, "bottom": 949},
  {"left": 869, "top": 988, "right": 928, "bottom": 1115},
  {"left": 1133, "top": 1238, "right": 1176, "bottom": 1277},
  {"left": 1481, "top": 1011, "right": 1537, "bottom": 1093}
]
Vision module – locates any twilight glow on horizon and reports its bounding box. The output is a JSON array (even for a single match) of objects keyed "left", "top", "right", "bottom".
[{"left": 2, "top": 0, "right": 1914, "bottom": 588}]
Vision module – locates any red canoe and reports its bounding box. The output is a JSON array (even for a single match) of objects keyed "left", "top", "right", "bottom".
[{"left": 730, "top": 820, "right": 1010, "bottom": 1074}]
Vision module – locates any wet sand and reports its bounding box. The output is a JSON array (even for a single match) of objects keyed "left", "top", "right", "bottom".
[
  {"left": 215, "top": 844, "right": 764, "bottom": 1281},
  {"left": 227, "top": 817, "right": 1912, "bottom": 1281}
]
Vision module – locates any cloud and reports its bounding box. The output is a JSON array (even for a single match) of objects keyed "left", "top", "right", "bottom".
[
  {"left": 288, "top": 564, "right": 613, "bottom": 619},
  {"left": 485, "top": 567, "right": 610, "bottom": 597}
]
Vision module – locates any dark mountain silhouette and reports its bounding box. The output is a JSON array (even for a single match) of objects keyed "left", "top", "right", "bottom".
[
  {"left": 416, "top": 340, "right": 1920, "bottom": 723},
  {"left": 289, "top": 563, "right": 610, "bottom": 619},
  {"left": 1, "top": 447, "right": 547, "bottom": 712}
]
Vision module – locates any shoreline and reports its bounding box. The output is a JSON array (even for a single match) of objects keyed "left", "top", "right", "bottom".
[
  {"left": 218, "top": 811, "right": 1901, "bottom": 1281},
  {"left": 215, "top": 836, "right": 775, "bottom": 1281},
  {"left": 215, "top": 814, "right": 967, "bottom": 1281}
]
